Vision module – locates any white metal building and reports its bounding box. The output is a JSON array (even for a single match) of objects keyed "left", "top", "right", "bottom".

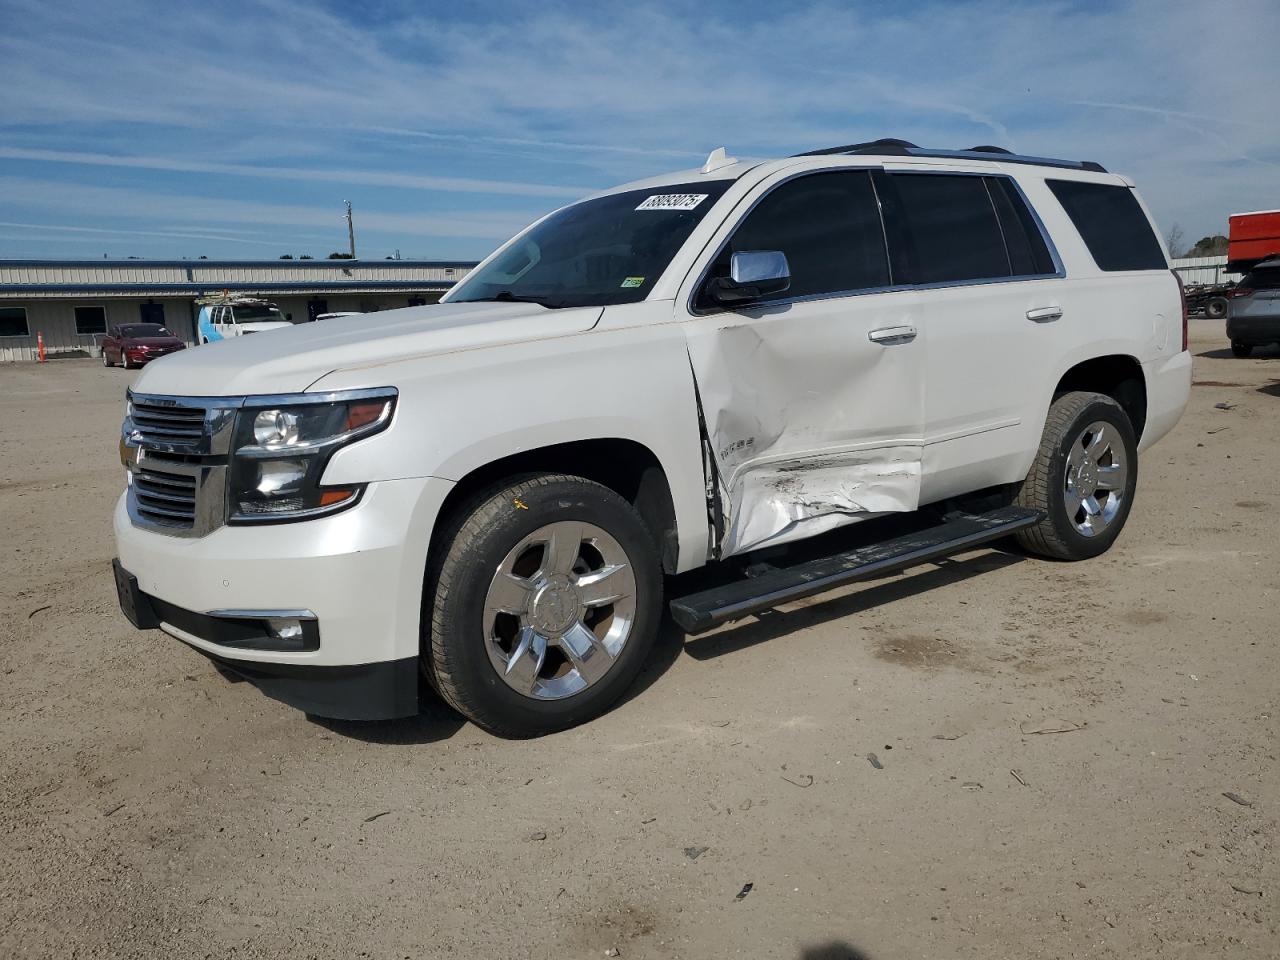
[
  {"left": 1170, "top": 255, "right": 1240, "bottom": 286},
  {"left": 0, "top": 258, "right": 476, "bottom": 362}
]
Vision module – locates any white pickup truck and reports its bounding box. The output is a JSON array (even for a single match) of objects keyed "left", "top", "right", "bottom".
[{"left": 113, "top": 140, "right": 1191, "bottom": 736}]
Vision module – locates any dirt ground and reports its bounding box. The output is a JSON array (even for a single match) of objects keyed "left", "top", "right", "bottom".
[{"left": 1, "top": 319, "right": 1276, "bottom": 960}]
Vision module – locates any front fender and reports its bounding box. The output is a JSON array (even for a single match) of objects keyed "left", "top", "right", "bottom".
[{"left": 313, "top": 318, "right": 713, "bottom": 572}]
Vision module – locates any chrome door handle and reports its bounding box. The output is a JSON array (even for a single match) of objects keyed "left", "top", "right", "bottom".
[
  {"left": 1027, "top": 306, "right": 1063, "bottom": 323},
  {"left": 868, "top": 325, "right": 918, "bottom": 345}
]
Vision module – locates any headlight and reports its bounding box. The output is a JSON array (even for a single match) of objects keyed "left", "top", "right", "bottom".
[{"left": 227, "top": 388, "right": 396, "bottom": 522}]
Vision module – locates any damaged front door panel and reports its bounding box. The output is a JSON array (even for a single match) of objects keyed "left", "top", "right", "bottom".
[{"left": 685, "top": 291, "right": 926, "bottom": 557}]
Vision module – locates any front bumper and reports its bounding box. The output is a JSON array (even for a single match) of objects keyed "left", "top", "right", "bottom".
[
  {"left": 113, "top": 475, "right": 454, "bottom": 719},
  {"left": 113, "top": 559, "right": 416, "bottom": 719}
]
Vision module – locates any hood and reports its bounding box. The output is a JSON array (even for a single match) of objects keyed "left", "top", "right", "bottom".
[
  {"left": 124, "top": 336, "right": 183, "bottom": 347},
  {"left": 133, "top": 300, "right": 603, "bottom": 396}
]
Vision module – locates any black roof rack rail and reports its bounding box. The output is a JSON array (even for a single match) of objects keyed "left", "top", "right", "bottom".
[
  {"left": 792, "top": 140, "right": 1107, "bottom": 173},
  {"left": 796, "top": 138, "right": 919, "bottom": 157}
]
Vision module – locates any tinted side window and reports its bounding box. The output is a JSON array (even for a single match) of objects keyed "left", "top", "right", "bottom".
[
  {"left": 74, "top": 305, "right": 107, "bottom": 335},
  {"left": 699, "top": 170, "right": 889, "bottom": 308},
  {"left": 988, "top": 178, "right": 1056, "bottom": 276},
  {"left": 1239, "top": 268, "right": 1280, "bottom": 290},
  {"left": 1047, "top": 180, "right": 1166, "bottom": 271},
  {"left": 891, "top": 173, "right": 1009, "bottom": 284}
]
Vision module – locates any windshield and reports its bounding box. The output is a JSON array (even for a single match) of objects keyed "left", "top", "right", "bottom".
[
  {"left": 449, "top": 181, "right": 733, "bottom": 309},
  {"left": 121, "top": 324, "right": 172, "bottom": 338},
  {"left": 233, "top": 305, "right": 286, "bottom": 324}
]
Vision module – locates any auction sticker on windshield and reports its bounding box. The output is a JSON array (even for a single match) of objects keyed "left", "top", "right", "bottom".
[{"left": 636, "top": 194, "right": 708, "bottom": 211}]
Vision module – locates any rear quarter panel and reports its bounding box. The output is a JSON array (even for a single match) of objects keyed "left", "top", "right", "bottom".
[{"left": 1012, "top": 172, "right": 1185, "bottom": 463}]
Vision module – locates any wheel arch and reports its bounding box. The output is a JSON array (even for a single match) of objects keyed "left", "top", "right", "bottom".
[
  {"left": 432, "top": 438, "right": 683, "bottom": 575},
  {"left": 1052, "top": 354, "right": 1147, "bottom": 441}
]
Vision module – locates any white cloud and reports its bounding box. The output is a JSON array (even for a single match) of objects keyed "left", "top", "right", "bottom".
[
  {"left": 0, "top": 219, "right": 279, "bottom": 246},
  {"left": 0, "top": 0, "right": 1277, "bottom": 248},
  {"left": 0, "top": 147, "right": 589, "bottom": 198},
  {"left": 0, "top": 176, "right": 537, "bottom": 242}
]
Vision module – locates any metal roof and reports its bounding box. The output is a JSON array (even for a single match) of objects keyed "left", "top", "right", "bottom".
[{"left": 0, "top": 258, "right": 477, "bottom": 299}]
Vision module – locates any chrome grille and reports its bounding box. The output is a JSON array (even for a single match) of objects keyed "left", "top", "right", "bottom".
[
  {"left": 132, "top": 466, "right": 198, "bottom": 528},
  {"left": 130, "top": 400, "right": 207, "bottom": 444}
]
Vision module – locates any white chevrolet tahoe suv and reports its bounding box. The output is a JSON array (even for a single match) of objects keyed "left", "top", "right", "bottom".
[{"left": 113, "top": 139, "right": 1191, "bottom": 736}]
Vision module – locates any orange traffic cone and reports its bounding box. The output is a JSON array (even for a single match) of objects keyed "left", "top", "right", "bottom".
[{"left": 36, "top": 332, "right": 46, "bottom": 363}]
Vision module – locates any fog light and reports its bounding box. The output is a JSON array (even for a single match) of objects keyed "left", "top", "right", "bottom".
[{"left": 264, "top": 617, "right": 306, "bottom": 645}]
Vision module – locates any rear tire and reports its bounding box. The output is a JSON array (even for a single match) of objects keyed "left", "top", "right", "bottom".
[
  {"left": 102, "top": 353, "right": 113, "bottom": 367},
  {"left": 1231, "top": 339, "right": 1253, "bottom": 358},
  {"left": 1206, "top": 297, "right": 1228, "bottom": 320},
  {"left": 424, "top": 474, "right": 662, "bottom": 737},
  {"left": 1013, "top": 391, "right": 1138, "bottom": 561}
]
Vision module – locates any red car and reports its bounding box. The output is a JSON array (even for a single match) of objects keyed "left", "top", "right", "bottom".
[{"left": 102, "top": 323, "right": 186, "bottom": 368}]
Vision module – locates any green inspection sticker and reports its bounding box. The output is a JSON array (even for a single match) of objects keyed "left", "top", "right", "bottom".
[{"left": 620, "top": 276, "right": 645, "bottom": 288}]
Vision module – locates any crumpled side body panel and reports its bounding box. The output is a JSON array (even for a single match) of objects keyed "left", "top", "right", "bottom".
[{"left": 723, "top": 450, "right": 921, "bottom": 554}]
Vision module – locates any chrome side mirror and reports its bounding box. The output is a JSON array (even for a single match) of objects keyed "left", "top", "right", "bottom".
[{"left": 710, "top": 250, "right": 792, "bottom": 304}]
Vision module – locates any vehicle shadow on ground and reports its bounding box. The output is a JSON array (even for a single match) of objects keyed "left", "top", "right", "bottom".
[
  {"left": 307, "top": 689, "right": 468, "bottom": 744},
  {"left": 1198, "top": 345, "right": 1280, "bottom": 359},
  {"left": 1257, "top": 379, "right": 1280, "bottom": 398},
  {"left": 679, "top": 549, "right": 1023, "bottom": 662},
  {"left": 799, "top": 942, "right": 873, "bottom": 960}
]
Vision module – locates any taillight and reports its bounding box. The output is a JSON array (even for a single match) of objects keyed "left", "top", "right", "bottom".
[
  {"left": 1229, "top": 287, "right": 1253, "bottom": 298},
  {"left": 1172, "top": 270, "right": 1188, "bottom": 352}
]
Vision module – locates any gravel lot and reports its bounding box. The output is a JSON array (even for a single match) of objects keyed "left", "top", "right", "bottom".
[{"left": 1, "top": 319, "right": 1276, "bottom": 959}]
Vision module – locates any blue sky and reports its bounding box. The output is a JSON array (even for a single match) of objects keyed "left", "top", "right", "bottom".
[{"left": 1, "top": 0, "right": 1276, "bottom": 261}]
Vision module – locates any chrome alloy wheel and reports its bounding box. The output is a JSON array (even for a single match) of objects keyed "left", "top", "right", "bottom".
[
  {"left": 482, "top": 521, "right": 638, "bottom": 700},
  {"left": 1064, "top": 420, "right": 1129, "bottom": 537}
]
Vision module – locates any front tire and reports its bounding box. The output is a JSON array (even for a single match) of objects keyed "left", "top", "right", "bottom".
[
  {"left": 1231, "top": 339, "right": 1253, "bottom": 358},
  {"left": 424, "top": 474, "right": 662, "bottom": 737},
  {"left": 1206, "top": 297, "right": 1228, "bottom": 320},
  {"left": 102, "top": 352, "right": 114, "bottom": 367},
  {"left": 1013, "top": 391, "right": 1138, "bottom": 561}
]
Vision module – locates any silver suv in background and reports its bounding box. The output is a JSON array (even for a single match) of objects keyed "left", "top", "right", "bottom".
[{"left": 1227, "top": 258, "right": 1280, "bottom": 357}]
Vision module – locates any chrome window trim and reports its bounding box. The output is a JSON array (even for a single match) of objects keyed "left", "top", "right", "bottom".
[{"left": 685, "top": 166, "right": 1065, "bottom": 318}]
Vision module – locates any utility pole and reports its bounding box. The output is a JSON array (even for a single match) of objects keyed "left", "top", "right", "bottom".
[{"left": 344, "top": 200, "right": 357, "bottom": 259}]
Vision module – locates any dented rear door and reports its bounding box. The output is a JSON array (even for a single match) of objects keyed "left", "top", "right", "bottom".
[{"left": 680, "top": 166, "right": 926, "bottom": 557}]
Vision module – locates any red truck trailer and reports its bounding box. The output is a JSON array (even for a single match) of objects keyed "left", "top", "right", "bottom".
[{"left": 1228, "top": 209, "right": 1280, "bottom": 270}]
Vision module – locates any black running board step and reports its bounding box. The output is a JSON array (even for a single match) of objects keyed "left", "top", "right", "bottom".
[{"left": 669, "top": 506, "right": 1044, "bottom": 635}]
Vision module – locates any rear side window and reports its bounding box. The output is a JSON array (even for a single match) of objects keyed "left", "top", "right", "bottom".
[
  {"left": 1047, "top": 180, "right": 1166, "bottom": 271},
  {"left": 890, "top": 173, "right": 1010, "bottom": 284},
  {"left": 699, "top": 170, "right": 890, "bottom": 308},
  {"left": 988, "top": 178, "right": 1056, "bottom": 276}
]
